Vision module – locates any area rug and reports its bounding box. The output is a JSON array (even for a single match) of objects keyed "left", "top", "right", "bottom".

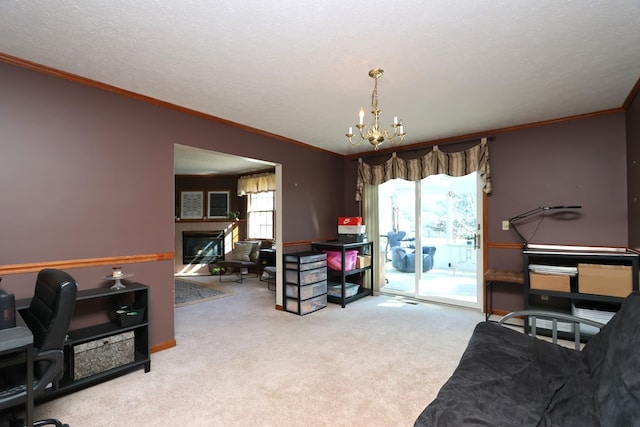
[{"left": 175, "top": 277, "right": 232, "bottom": 307}]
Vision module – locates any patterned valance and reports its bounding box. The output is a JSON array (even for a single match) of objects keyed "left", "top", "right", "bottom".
[
  {"left": 355, "top": 138, "right": 491, "bottom": 201},
  {"left": 237, "top": 172, "right": 276, "bottom": 196}
]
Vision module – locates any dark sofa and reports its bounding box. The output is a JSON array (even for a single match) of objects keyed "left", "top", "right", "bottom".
[{"left": 415, "top": 291, "right": 640, "bottom": 427}]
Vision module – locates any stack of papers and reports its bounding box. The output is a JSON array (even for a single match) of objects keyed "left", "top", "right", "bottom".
[{"left": 528, "top": 264, "right": 577, "bottom": 276}]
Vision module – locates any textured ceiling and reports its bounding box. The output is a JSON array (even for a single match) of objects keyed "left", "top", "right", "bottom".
[
  {"left": 173, "top": 144, "right": 274, "bottom": 175},
  {"left": 1, "top": 0, "right": 639, "bottom": 166}
]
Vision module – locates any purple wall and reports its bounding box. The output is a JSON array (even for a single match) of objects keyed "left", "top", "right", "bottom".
[
  {"left": 0, "top": 61, "right": 345, "bottom": 348},
  {"left": 345, "top": 113, "right": 628, "bottom": 256},
  {"left": 627, "top": 93, "right": 640, "bottom": 248},
  {"left": 487, "top": 113, "right": 628, "bottom": 251},
  {"left": 488, "top": 113, "right": 628, "bottom": 312},
  {"left": 0, "top": 58, "right": 635, "bottom": 343},
  {"left": 343, "top": 112, "right": 629, "bottom": 312}
]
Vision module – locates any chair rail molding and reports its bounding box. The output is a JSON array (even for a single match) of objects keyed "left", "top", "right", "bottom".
[{"left": 0, "top": 252, "right": 174, "bottom": 275}]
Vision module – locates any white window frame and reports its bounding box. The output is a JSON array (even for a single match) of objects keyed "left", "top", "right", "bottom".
[{"left": 247, "top": 191, "right": 275, "bottom": 239}]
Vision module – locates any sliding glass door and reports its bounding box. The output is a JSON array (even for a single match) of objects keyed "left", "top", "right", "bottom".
[
  {"left": 379, "top": 173, "right": 483, "bottom": 309},
  {"left": 380, "top": 179, "right": 417, "bottom": 294}
]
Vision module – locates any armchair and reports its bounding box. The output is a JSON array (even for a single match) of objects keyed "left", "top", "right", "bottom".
[
  {"left": 391, "top": 246, "right": 437, "bottom": 273},
  {"left": 212, "top": 240, "right": 263, "bottom": 283},
  {"left": 387, "top": 231, "right": 437, "bottom": 273},
  {"left": 0, "top": 269, "right": 78, "bottom": 427}
]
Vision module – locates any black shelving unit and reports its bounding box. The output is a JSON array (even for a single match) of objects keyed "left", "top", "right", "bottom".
[
  {"left": 523, "top": 245, "right": 639, "bottom": 339},
  {"left": 311, "top": 241, "right": 374, "bottom": 308},
  {"left": 17, "top": 283, "right": 150, "bottom": 400}
]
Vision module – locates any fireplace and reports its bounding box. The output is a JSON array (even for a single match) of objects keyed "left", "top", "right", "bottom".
[{"left": 182, "top": 230, "right": 225, "bottom": 264}]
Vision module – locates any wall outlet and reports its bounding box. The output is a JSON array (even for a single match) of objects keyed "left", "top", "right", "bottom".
[{"left": 502, "top": 220, "right": 510, "bottom": 231}]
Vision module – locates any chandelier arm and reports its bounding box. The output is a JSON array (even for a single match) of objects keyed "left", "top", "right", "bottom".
[
  {"left": 358, "top": 125, "right": 368, "bottom": 140},
  {"left": 347, "top": 135, "right": 362, "bottom": 147}
]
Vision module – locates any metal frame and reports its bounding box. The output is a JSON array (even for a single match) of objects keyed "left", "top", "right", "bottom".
[{"left": 499, "top": 310, "right": 606, "bottom": 350}]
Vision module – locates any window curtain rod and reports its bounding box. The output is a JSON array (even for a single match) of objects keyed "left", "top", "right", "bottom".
[{"left": 352, "top": 136, "right": 495, "bottom": 162}]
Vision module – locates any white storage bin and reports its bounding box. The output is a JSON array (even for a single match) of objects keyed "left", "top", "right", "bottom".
[
  {"left": 284, "top": 252, "right": 327, "bottom": 264},
  {"left": 285, "top": 294, "right": 327, "bottom": 315},
  {"left": 286, "top": 281, "right": 327, "bottom": 300},
  {"left": 327, "top": 282, "right": 360, "bottom": 298},
  {"left": 285, "top": 268, "right": 327, "bottom": 285},
  {"left": 528, "top": 317, "right": 573, "bottom": 334},
  {"left": 285, "top": 259, "right": 327, "bottom": 271},
  {"left": 572, "top": 303, "right": 616, "bottom": 336}
]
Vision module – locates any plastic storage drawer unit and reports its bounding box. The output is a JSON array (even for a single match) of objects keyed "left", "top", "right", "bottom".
[
  {"left": 285, "top": 294, "right": 327, "bottom": 315},
  {"left": 284, "top": 251, "right": 328, "bottom": 315},
  {"left": 286, "top": 281, "right": 327, "bottom": 300}
]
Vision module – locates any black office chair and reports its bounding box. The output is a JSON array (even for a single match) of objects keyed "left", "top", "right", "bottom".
[{"left": 0, "top": 269, "right": 78, "bottom": 427}]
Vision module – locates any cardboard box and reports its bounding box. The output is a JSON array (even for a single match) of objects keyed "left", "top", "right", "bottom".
[
  {"left": 529, "top": 272, "right": 570, "bottom": 292},
  {"left": 338, "top": 233, "right": 367, "bottom": 243},
  {"left": 338, "top": 217, "right": 362, "bottom": 226},
  {"left": 338, "top": 225, "right": 366, "bottom": 234},
  {"left": 578, "top": 263, "right": 632, "bottom": 298},
  {"left": 356, "top": 255, "right": 371, "bottom": 268}
]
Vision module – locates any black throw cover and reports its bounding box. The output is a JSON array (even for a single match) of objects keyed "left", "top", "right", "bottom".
[{"left": 414, "top": 292, "right": 640, "bottom": 427}]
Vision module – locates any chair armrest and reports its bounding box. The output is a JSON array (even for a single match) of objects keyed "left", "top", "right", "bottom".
[
  {"left": 0, "top": 349, "right": 63, "bottom": 407},
  {"left": 32, "top": 349, "right": 63, "bottom": 394},
  {"left": 499, "top": 310, "right": 605, "bottom": 350}
]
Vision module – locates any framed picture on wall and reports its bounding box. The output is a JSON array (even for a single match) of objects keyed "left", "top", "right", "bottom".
[
  {"left": 208, "top": 191, "right": 230, "bottom": 218},
  {"left": 180, "top": 191, "right": 204, "bottom": 219}
]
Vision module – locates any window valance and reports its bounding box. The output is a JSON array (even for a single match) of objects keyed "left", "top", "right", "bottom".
[
  {"left": 237, "top": 172, "right": 276, "bottom": 196},
  {"left": 355, "top": 138, "right": 491, "bottom": 201}
]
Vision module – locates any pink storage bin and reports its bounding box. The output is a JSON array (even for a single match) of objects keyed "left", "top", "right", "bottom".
[{"left": 325, "top": 250, "right": 358, "bottom": 271}]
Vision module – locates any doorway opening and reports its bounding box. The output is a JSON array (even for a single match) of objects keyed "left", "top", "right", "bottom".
[
  {"left": 379, "top": 172, "right": 483, "bottom": 309},
  {"left": 173, "top": 144, "right": 283, "bottom": 304}
]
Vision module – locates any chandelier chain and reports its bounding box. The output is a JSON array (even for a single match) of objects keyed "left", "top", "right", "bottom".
[{"left": 371, "top": 77, "right": 378, "bottom": 111}]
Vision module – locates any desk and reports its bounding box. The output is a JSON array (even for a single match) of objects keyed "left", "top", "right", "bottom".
[
  {"left": 259, "top": 249, "right": 276, "bottom": 271},
  {"left": 0, "top": 322, "right": 34, "bottom": 427},
  {"left": 484, "top": 269, "right": 525, "bottom": 321}
]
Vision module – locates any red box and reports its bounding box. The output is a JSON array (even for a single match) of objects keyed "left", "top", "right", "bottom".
[{"left": 338, "top": 217, "right": 362, "bottom": 226}]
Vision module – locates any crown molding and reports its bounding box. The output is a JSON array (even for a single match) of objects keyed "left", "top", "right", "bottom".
[{"left": 0, "top": 52, "right": 338, "bottom": 158}]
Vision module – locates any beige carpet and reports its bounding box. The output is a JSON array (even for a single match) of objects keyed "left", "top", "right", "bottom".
[{"left": 32, "top": 276, "right": 485, "bottom": 426}]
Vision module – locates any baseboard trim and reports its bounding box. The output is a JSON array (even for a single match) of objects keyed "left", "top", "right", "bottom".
[{"left": 151, "top": 339, "right": 177, "bottom": 353}]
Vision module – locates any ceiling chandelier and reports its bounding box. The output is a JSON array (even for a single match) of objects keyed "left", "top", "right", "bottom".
[{"left": 346, "top": 68, "right": 406, "bottom": 150}]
